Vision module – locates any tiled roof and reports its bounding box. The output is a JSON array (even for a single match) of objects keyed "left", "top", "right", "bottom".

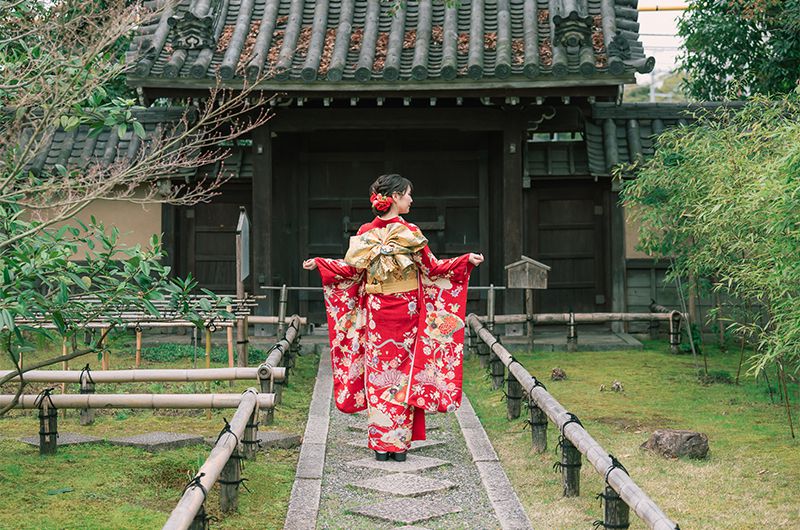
[
  {"left": 127, "top": 0, "right": 654, "bottom": 90},
  {"left": 21, "top": 108, "right": 194, "bottom": 177},
  {"left": 585, "top": 102, "right": 744, "bottom": 176}
]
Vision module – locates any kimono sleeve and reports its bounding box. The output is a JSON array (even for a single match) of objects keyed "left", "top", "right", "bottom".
[
  {"left": 416, "top": 244, "right": 474, "bottom": 283},
  {"left": 313, "top": 257, "right": 368, "bottom": 413}
]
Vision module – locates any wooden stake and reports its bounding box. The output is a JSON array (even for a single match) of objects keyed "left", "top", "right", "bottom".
[
  {"left": 560, "top": 437, "right": 581, "bottom": 497},
  {"left": 567, "top": 312, "right": 578, "bottom": 352},
  {"left": 490, "top": 348, "right": 505, "bottom": 390},
  {"left": 506, "top": 373, "right": 522, "bottom": 420},
  {"left": 528, "top": 403, "right": 547, "bottom": 453},
  {"left": 38, "top": 393, "right": 58, "bottom": 456},
  {"left": 602, "top": 485, "right": 630, "bottom": 529},
  {"left": 242, "top": 408, "right": 258, "bottom": 460},
  {"left": 100, "top": 327, "right": 109, "bottom": 370},
  {"left": 135, "top": 327, "right": 143, "bottom": 368},
  {"left": 219, "top": 450, "right": 242, "bottom": 513},
  {"left": 61, "top": 340, "right": 68, "bottom": 419},
  {"left": 79, "top": 369, "right": 95, "bottom": 426},
  {"left": 226, "top": 305, "right": 235, "bottom": 387}
]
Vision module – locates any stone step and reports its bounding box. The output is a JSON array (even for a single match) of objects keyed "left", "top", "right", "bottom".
[
  {"left": 107, "top": 432, "right": 204, "bottom": 452},
  {"left": 350, "top": 472, "right": 456, "bottom": 497},
  {"left": 20, "top": 433, "right": 103, "bottom": 448},
  {"left": 350, "top": 498, "right": 461, "bottom": 525},
  {"left": 348, "top": 454, "right": 449, "bottom": 473},
  {"left": 346, "top": 438, "right": 445, "bottom": 451}
]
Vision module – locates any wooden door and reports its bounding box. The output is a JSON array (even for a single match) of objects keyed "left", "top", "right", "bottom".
[
  {"left": 526, "top": 180, "right": 608, "bottom": 313},
  {"left": 178, "top": 183, "right": 252, "bottom": 294},
  {"left": 298, "top": 130, "right": 489, "bottom": 322}
]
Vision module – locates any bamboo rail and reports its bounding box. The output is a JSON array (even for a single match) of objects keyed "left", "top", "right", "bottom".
[
  {"left": 163, "top": 389, "right": 260, "bottom": 529},
  {"left": 258, "top": 314, "right": 302, "bottom": 424},
  {"left": 0, "top": 367, "right": 286, "bottom": 384},
  {"left": 0, "top": 393, "right": 275, "bottom": 410},
  {"left": 474, "top": 312, "right": 683, "bottom": 324},
  {"left": 467, "top": 314, "right": 678, "bottom": 530}
]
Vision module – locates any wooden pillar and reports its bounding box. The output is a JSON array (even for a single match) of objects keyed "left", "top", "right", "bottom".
[
  {"left": 567, "top": 311, "right": 578, "bottom": 352},
  {"left": 525, "top": 288, "right": 534, "bottom": 352},
  {"left": 490, "top": 347, "right": 505, "bottom": 390},
  {"left": 252, "top": 125, "right": 273, "bottom": 319},
  {"left": 502, "top": 115, "right": 525, "bottom": 315},
  {"left": 188, "top": 504, "right": 208, "bottom": 530},
  {"left": 609, "top": 180, "right": 627, "bottom": 334},
  {"left": 259, "top": 372, "right": 275, "bottom": 426}
]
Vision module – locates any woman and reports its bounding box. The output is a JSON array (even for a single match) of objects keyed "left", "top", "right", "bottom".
[{"left": 303, "top": 174, "right": 484, "bottom": 461}]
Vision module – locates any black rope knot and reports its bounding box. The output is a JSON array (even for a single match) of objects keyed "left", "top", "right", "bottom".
[
  {"left": 560, "top": 412, "right": 583, "bottom": 436},
  {"left": 34, "top": 387, "right": 57, "bottom": 410},
  {"left": 79, "top": 364, "right": 95, "bottom": 387},
  {"left": 593, "top": 521, "right": 630, "bottom": 530},
  {"left": 183, "top": 472, "right": 208, "bottom": 501},
  {"left": 215, "top": 417, "right": 239, "bottom": 447},
  {"left": 604, "top": 454, "right": 629, "bottom": 484}
]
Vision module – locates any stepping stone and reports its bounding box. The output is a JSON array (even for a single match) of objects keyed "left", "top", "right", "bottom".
[
  {"left": 350, "top": 498, "right": 461, "bottom": 525},
  {"left": 347, "top": 424, "right": 440, "bottom": 433},
  {"left": 350, "top": 472, "right": 455, "bottom": 497},
  {"left": 346, "top": 439, "right": 445, "bottom": 451},
  {"left": 258, "top": 431, "right": 302, "bottom": 449},
  {"left": 348, "top": 454, "right": 449, "bottom": 473},
  {"left": 108, "top": 432, "right": 204, "bottom": 452},
  {"left": 20, "top": 433, "right": 103, "bottom": 448}
]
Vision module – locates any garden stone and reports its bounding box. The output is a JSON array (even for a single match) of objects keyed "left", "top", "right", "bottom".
[
  {"left": 108, "top": 432, "right": 204, "bottom": 452},
  {"left": 641, "top": 429, "right": 709, "bottom": 459}
]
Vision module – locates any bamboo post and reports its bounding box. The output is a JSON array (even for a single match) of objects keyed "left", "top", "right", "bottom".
[
  {"left": 486, "top": 284, "right": 496, "bottom": 333},
  {"left": 61, "top": 339, "right": 68, "bottom": 419},
  {"left": 560, "top": 437, "right": 581, "bottom": 497},
  {"left": 100, "top": 326, "right": 109, "bottom": 370},
  {"left": 528, "top": 401, "right": 548, "bottom": 453},
  {"left": 277, "top": 284, "right": 288, "bottom": 337},
  {"left": 259, "top": 370, "right": 275, "bottom": 426},
  {"left": 135, "top": 326, "right": 143, "bottom": 368},
  {"left": 79, "top": 366, "right": 95, "bottom": 426},
  {"left": 601, "top": 485, "right": 630, "bottom": 529},
  {"left": 37, "top": 390, "right": 58, "bottom": 456},
  {"left": 226, "top": 305, "right": 235, "bottom": 387},
  {"left": 242, "top": 407, "right": 259, "bottom": 460},
  {"left": 506, "top": 372, "right": 522, "bottom": 420},
  {"left": 525, "top": 287, "right": 534, "bottom": 352},
  {"left": 669, "top": 312, "right": 681, "bottom": 354},
  {"left": 205, "top": 327, "right": 212, "bottom": 419},
  {"left": 567, "top": 311, "right": 578, "bottom": 352},
  {"left": 219, "top": 449, "right": 242, "bottom": 513}
]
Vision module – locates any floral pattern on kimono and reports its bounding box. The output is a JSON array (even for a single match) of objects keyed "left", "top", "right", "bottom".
[{"left": 315, "top": 216, "right": 473, "bottom": 452}]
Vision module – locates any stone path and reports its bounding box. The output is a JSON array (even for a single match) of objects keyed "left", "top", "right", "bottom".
[{"left": 285, "top": 350, "right": 533, "bottom": 529}]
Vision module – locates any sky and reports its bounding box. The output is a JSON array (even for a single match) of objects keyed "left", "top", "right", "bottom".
[{"left": 634, "top": 0, "right": 685, "bottom": 85}]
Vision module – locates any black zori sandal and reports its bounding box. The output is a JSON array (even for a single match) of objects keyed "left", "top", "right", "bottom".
[
  {"left": 375, "top": 451, "right": 389, "bottom": 461},
  {"left": 391, "top": 451, "right": 407, "bottom": 462}
]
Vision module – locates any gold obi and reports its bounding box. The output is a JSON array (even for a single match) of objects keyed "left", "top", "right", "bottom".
[
  {"left": 344, "top": 222, "right": 428, "bottom": 296},
  {"left": 364, "top": 269, "right": 419, "bottom": 295}
]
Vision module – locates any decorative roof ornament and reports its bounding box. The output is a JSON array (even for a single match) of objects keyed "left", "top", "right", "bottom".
[
  {"left": 167, "top": 0, "right": 224, "bottom": 50},
  {"left": 552, "top": 0, "right": 593, "bottom": 54}
]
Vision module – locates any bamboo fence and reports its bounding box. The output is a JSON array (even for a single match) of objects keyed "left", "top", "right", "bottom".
[
  {"left": 467, "top": 314, "right": 679, "bottom": 530},
  {"left": 163, "top": 389, "right": 260, "bottom": 530}
]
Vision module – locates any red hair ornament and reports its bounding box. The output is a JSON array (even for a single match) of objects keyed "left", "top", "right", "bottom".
[{"left": 370, "top": 192, "right": 394, "bottom": 212}]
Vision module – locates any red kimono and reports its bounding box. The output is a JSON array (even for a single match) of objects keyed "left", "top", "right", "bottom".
[{"left": 314, "top": 215, "right": 473, "bottom": 453}]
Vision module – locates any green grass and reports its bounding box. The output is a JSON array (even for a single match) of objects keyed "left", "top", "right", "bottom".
[
  {"left": 0, "top": 336, "right": 320, "bottom": 530},
  {"left": 463, "top": 340, "right": 800, "bottom": 529}
]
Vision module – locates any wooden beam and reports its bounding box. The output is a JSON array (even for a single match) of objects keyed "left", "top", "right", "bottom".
[
  {"left": 252, "top": 125, "right": 272, "bottom": 317},
  {"left": 502, "top": 113, "right": 525, "bottom": 315}
]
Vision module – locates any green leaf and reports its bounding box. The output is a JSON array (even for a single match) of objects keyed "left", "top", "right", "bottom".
[{"left": 132, "top": 120, "right": 146, "bottom": 139}]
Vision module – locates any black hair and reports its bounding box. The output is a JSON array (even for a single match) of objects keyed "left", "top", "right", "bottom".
[{"left": 369, "top": 174, "right": 413, "bottom": 216}]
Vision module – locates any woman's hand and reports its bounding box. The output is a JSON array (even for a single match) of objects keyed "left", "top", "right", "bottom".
[
  {"left": 302, "top": 259, "right": 318, "bottom": 270},
  {"left": 468, "top": 253, "right": 484, "bottom": 266}
]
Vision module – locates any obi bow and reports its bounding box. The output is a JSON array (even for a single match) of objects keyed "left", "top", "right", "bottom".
[{"left": 344, "top": 223, "right": 428, "bottom": 282}]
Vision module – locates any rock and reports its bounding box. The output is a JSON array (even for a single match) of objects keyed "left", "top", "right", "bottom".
[
  {"left": 611, "top": 380, "right": 624, "bottom": 392},
  {"left": 641, "top": 429, "right": 709, "bottom": 459},
  {"left": 550, "top": 367, "right": 567, "bottom": 381}
]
